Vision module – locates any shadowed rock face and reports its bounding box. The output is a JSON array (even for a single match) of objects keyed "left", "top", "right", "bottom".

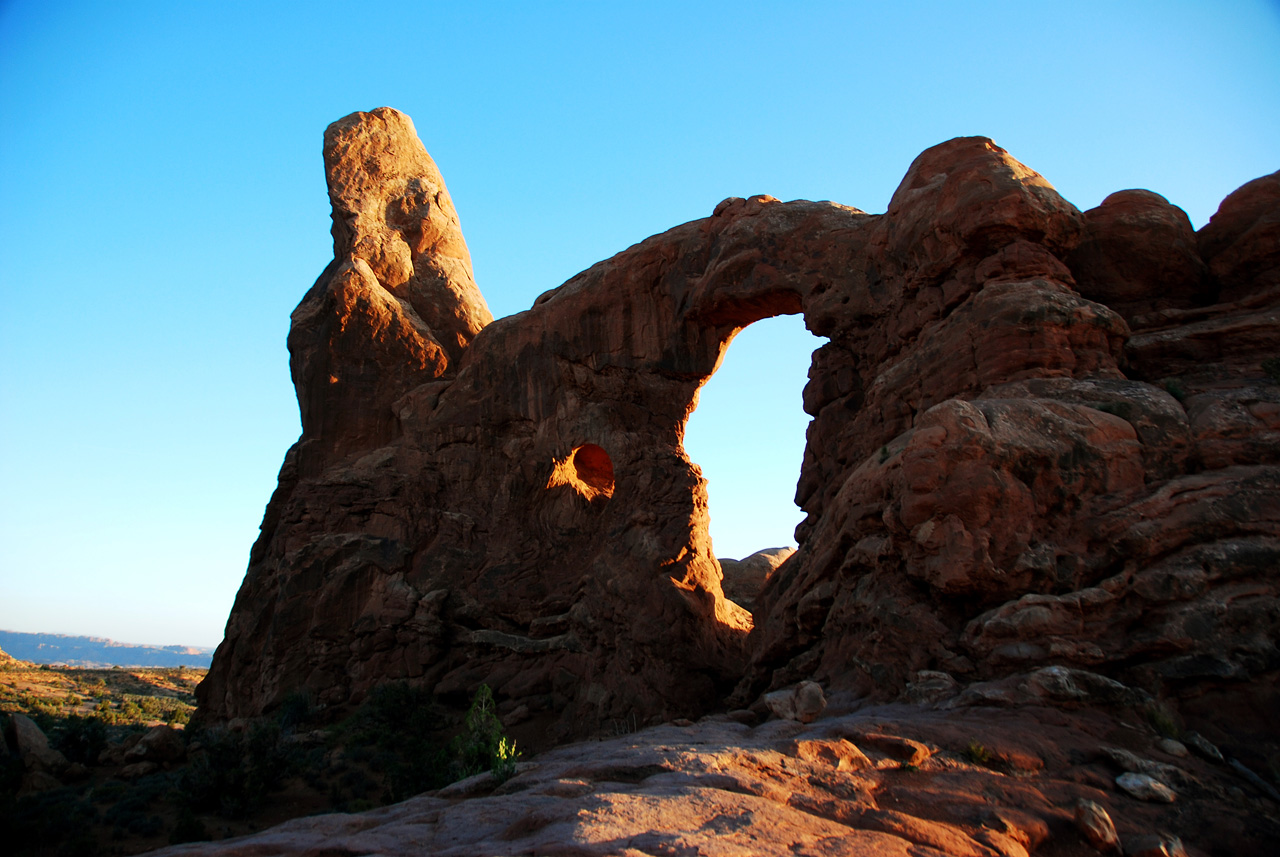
[{"left": 197, "top": 108, "right": 1279, "bottom": 750}]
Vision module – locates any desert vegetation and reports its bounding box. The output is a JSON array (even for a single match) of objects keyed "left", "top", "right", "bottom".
[{"left": 2, "top": 652, "right": 520, "bottom": 855}]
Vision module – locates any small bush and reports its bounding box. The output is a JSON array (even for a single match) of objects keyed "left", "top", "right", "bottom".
[
  {"left": 176, "top": 721, "right": 294, "bottom": 818},
  {"left": 963, "top": 740, "right": 992, "bottom": 765},
  {"left": 1145, "top": 702, "right": 1180, "bottom": 739},
  {"left": 450, "top": 685, "right": 520, "bottom": 783},
  {"left": 56, "top": 829, "right": 98, "bottom": 857},
  {"left": 340, "top": 682, "right": 449, "bottom": 803},
  {"left": 168, "top": 808, "right": 210, "bottom": 844},
  {"left": 50, "top": 716, "right": 107, "bottom": 766},
  {"left": 492, "top": 736, "right": 520, "bottom": 782},
  {"left": 275, "top": 689, "right": 314, "bottom": 732},
  {"left": 1, "top": 789, "right": 98, "bottom": 853},
  {"left": 89, "top": 780, "right": 126, "bottom": 804},
  {"left": 1263, "top": 357, "right": 1280, "bottom": 384},
  {"left": 1162, "top": 378, "right": 1187, "bottom": 402},
  {"left": 1, "top": 752, "right": 26, "bottom": 795}
]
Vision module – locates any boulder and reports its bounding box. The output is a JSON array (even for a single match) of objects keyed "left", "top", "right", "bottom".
[
  {"left": 764, "top": 680, "right": 827, "bottom": 723},
  {"left": 1125, "top": 835, "right": 1188, "bottom": 857},
  {"left": 123, "top": 724, "right": 186, "bottom": 764},
  {"left": 5, "top": 713, "right": 67, "bottom": 776},
  {"left": 1197, "top": 170, "right": 1280, "bottom": 303},
  {"left": 718, "top": 546, "right": 793, "bottom": 611},
  {"left": 1073, "top": 799, "right": 1121, "bottom": 854},
  {"left": 17, "top": 770, "right": 63, "bottom": 796},
  {"left": 1115, "top": 772, "right": 1177, "bottom": 803},
  {"left": 1066, "top": 189, "right": 1210, "bottom": 322}
]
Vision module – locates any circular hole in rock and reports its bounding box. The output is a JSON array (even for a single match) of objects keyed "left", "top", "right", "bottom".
[{"left": 571, "top": 444, "right": 615, "bottom": 498}]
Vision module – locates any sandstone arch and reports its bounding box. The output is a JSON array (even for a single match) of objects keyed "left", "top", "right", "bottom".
[{"left": 200, "top": 110, "right": 1280, "bottom": 753}]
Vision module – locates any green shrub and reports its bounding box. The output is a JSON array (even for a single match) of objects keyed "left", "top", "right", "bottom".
[
  {"left": 344, "top": 682, "right": 449, "bottom": 802},
  {"left": 105, "top": 792, "right": 163, "bottom": 837},
  {"left": 0, "top": 788, "right": 98, "bottom": 853},
  {"left": 49, "top": 716, "right": 107, "bottom": 766},
  {"left": 176, "top": 722, "right": 293, "bottom": 818},
  {"left": 0, "top": 753, "right": 24, "bottom": 796},
  {"left": 56, "top": 829, "right": 99, "bottom": 857},
  {"left": 449, "top": 685, "right": 520, "bottom": 783},
  {"left": 492, "top": 736, "right": 520, "bottom": 782},
  {"left": 168, "top": 808, "right": 210, "bottom": 844},
  {"left": 90, "top": 780, "right": 127, "bottom": 803},
  {"left": 1263, "top": 357, "right": 1280, "bottom": 384},
  {"left": 1145, "top": 701, "right": 1180, "bottom": 739},
  {"left": 963, "top": 740, "right": 992, "bottom": 765},
  {"left": 1162, "top": 378, "right": 1187, "bottom": 402},
  {"left": 275, "top": 690, "right": 314, "bottom": 732}
]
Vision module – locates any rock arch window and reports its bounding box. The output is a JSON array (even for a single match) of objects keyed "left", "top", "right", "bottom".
[
  {"left": 547, "top": 443, "right": 615, "bottom": 502},
  {"left": 683, "top": 314, "right": 820, "bottom": 560}
]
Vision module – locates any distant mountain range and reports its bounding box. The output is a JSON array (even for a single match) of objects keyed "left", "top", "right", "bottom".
[{"left": 0, "top": 630, "right": 214, "bottom": 668}]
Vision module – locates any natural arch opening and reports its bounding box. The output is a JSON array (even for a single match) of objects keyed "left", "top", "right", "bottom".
[
  {"left": 547, "top": 443, "right": 615, "bottom": 502},
  {"left": 683, "top": 313, "right": 822, "bottom": 581}
]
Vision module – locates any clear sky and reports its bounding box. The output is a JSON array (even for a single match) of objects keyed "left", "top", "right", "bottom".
[{"left": 1, "top": 1, "right": 1277, "bottom": 648}]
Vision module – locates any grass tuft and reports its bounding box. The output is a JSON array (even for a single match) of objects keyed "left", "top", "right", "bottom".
[{"left": 963, "top": 740, "right": 993, "bottom": 765}]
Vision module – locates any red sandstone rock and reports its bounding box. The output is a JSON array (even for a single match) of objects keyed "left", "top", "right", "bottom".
[
  {"left": 1066, "top": 189, "right": 1211, "bottom": 321},
  {"left": 198, "top": 108, "right": 1279, "bottom": 810},
  {"left": 883, "top": 136, "right": 1084, "bottom": 297},
  {"left": 124, "top": 724, "right": 186, "bottom": 764},
  {"left": 1074, "top": 799, "right": 1121, "bottom": 854},
  {"left": 719, "top": 546, "right": 793, "bottom": 611},
  {"left": 1197, "top": 170, "right": 1280, "bottom": 303},
  {"left": 148, "top": 706, "right": 1280, "bottom": 857},
  {"left": 288, "top": 108, "right": 492, "bottom": 476}
]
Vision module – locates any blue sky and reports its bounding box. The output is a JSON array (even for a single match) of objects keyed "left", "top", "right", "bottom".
[{"left": 1, "top": 1, "right": 1277, "bottom": 648}]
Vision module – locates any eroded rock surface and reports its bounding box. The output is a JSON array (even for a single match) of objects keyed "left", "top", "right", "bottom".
[
  {"left": 719, "top": 547, "right": 794, "bottom": 611},
  {"left": 289, "top": 107, "right": 492, "bottom": 475},
  {"left": 151, "top": 705, "right": 1279, "bottom": 856},
  {"left": 198, "top": 108, "right": 1279, "bottom": 801}
]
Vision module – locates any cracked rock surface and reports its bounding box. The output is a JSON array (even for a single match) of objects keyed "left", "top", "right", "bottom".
[{"left": 153, "top": 702, "right": 1278, "bottom": 856}]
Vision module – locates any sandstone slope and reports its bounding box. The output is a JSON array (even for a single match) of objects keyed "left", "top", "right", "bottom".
[{"left": 154, "top": 697, "right": 1278, "bottom": 856}]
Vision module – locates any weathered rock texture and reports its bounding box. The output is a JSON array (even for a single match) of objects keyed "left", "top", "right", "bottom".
[
  {"left": 198, "top": 109, "right": 1279, "bottom": 778},
  {"left": 289, "top": 107, "right": 492, "bottom": 475},
  {"left": 153, "top": 703, "right": 1280, "bottom": 857},
  {"left": 719, "top": 546, "right": 794, "bottom": 611}
]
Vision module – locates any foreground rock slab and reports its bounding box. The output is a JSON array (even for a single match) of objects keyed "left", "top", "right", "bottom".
[{"left": 150, "top": 703, "right": 1278, "bottom": 856}]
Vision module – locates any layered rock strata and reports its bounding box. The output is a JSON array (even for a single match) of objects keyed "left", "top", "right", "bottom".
[{"left": 198, "top": 109, "right": 1279, "bottom": 764}]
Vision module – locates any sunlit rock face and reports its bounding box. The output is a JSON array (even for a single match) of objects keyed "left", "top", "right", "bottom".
[
  {"left": 287, "top": 108, "right": 493, "bottom": 476},
  {"left": 146, "top": 703, "right": 1280, "bottom": 857},
  {"left": 198, "top": 109, "right": 1279, "bottom": 750}
]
